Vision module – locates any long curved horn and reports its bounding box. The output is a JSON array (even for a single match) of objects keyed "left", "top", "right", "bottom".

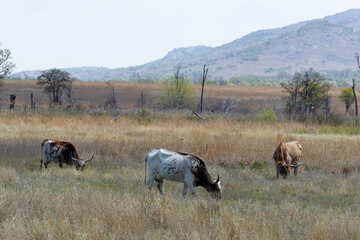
[
  {"left": 71, "top": 154, "right": 94, "bottom": 162},
  {"left": 84, "top": 154, "right": 95, "bottom": 162},
  {"left": 277, "top": 162, "right": 288, "bottom": 167},
  {"left": 215, "top": 174, "right": 220, "bottom": 183},
  {"left": 290, "top": 163, "right": 306, "bottom": 168}
]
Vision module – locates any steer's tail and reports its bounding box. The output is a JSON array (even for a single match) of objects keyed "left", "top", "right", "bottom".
[{"left": 144, "top": 156, "right": 148, "bottom": 187}]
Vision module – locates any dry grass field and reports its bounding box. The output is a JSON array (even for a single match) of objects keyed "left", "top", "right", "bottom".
[
  {"left": 0, "top": 110, "right": 360, "bottom": 239},
  {"left": 0, "top": 80, "right": 359, "bottom": 239},
  {"left": 0, "top": 80, "right": 347, "bottom": 114}
]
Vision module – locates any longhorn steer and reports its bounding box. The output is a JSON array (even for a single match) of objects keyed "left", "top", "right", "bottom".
[
  {"left": 41, "top": 139, "right": 94, "bottom": 170},
  {"left": 144, "top": 148, "right": 222, "bottom": 199},
  {"left": 273, "top": 141, "right": 305, "bottom": 178}
]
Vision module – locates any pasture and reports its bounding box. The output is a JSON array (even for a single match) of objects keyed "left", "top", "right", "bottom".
[
  {"left": 0, "top": 111, "right": 360, "bottom": 239},
  {"left": 0, "top": 80, "right": 359, "bottom": 239}
]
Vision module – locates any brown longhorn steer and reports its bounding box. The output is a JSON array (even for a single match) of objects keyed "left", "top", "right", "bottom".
[
  {"left": 273, "top": 141, "right": 305, "bottom": 178},
  {"left": 41, "top": 139, "right": 94, "bottom": 170}
]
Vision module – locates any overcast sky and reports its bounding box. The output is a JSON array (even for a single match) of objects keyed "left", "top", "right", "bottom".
[{"left": 1, "top": 0, "right": 360, "bottom": 72}]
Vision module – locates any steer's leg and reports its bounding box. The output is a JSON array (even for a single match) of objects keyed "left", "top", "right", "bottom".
[
  {"left": 182, "top": 184, "right": 188, "bottom": 197},
  {"left": 185, "top": 171, "right": 195, "bottom": 196},
  {"left": 188, "top": 183, "right": 195, "bottom": 196},
  {"left": 275, "top": 163, "right": 279, "bottom": 179},
  {"left": 294, "top": 167, "right": 298, "bottom": 176},
  {"left": 43, "top": 156, "right": 48, "bottom": 169},
  {"left": 59, "top": 156, "right": 63, "bottom": 168},
  {"left": 40, "top": 158, "right": 43, "bottom": 168},
  {"left": 156, "top": 180, "right": 164, "bottom": 194},
  {"left": 147, "top": 174, "right": 155, "bottom": 191}
]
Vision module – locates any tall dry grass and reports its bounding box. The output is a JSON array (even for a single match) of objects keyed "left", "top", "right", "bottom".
[{"left": 0, "top": 113, "right": 360, "bottom": 239}]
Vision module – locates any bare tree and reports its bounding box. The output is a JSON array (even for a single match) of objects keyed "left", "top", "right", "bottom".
[
  {"left": 352, "top": 79, "right": 358, "bottom": 116},
  {"left": 104, "top": 81, "right": 117, "bottom": 109},
  {"left": 354, "top": 56, "right": 360, "bottom": 116},
  {"left": 37, "top": 69, "right": 71, "bottom": 106},
  {"left": 199, "top": 64, "right": 208, "bottom": 113},
  {"left": 0, "top": 45, "right": 15, "bottom": 88},
  {"left": 160, "top": 65, "right": 195, "bottom": 109},
  {"left": 64, "top": 77, "right": 75, "bottom": 107},
  {"left": 281, "top": 76, "right": 301, "bottom": 117}
]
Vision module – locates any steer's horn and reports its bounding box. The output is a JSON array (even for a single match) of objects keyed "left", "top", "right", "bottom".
[
  {"left": 290, "top": 163, "right": 306, "bottom": 168},
  {"left": 71, "top": 154, "right": 94, "bottom": 162},
  {"left": 84, "top": 154, "right": 95, "bottom": 162},
  {"left": 215, "top": 174, "right": 220, "bottom": 183},
  {"left": 277, "top": 162, "right": 288, "bottom": 167}
]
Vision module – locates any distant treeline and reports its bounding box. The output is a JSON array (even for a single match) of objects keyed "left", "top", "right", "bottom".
[{"left": 11, "top": 69, "right": 360, "bottom": 87}]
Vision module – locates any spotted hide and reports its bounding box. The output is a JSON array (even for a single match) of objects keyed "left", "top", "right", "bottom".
[
  {"left": 41, "top": 139, "right": 94, "bottom": 170},
  {"left": 144, "top": 148, "right": 222, "bottom": 199},
  {"left": 273, "top": 141, "right": 305, "bottom": 178}
]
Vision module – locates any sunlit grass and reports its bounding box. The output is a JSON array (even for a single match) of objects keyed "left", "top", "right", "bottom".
[{"left": 0, "top": 113, "right": 360, "bottom": 239}]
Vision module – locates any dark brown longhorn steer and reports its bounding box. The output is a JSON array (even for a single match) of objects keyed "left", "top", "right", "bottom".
[
  {"left": 41, "top": 139, "right": 94, "bottom": 170},
  {"left": 273, "top": 141, "right": 305, "bottom": 178}
]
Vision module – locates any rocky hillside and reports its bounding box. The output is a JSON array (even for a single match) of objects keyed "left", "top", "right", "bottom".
[{"left": 13, "top": 9, "right": 360, "bottom": 81}]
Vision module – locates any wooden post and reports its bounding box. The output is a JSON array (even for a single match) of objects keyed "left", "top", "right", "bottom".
[
  {"left": 325, "top": 96, "right": 330, "bottom": 119},
  {"left": 9, "top": 93, "right": 16, "bottom": 109},
  {"left": 352, "top": 78, "right": 358, "bottom": 117},
  {"left": 200, "top": 64, "right": 208, "bottom": 113},
  {"left": 31, "top": 92, "right": 35, "bottom": 109}
]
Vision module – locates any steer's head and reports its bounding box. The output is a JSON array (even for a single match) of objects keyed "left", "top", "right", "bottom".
[
  {"left": 72, "top": 154, "right": 95, "bottom": 171},
  {"left": 278, "top": 162, "right": 291, "bottom": 178},
  {"left": 209, "top": 175, "right": 222, "bottom": 199},
  {"left": 278, "top": 162, "right": 306, "bottom": 178}
]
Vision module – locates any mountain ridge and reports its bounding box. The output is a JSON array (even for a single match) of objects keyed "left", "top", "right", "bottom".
[{"left": 12, "top": 9, "right": 360, "bottom": 81}]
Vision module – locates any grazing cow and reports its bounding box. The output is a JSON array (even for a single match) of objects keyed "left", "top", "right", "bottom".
[
  {"left": 41, "top": 139, "right": 94, "bottom": 170},
  {"left": 144, "top": 148, "right": 222, "bottom": 199},
  {"left": 273, "top": 141, "right": 305, "bottom": 178}
]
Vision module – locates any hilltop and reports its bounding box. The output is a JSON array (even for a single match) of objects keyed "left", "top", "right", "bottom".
[{"left": 12, "top": 9, "right": 360, "bottom": 81}]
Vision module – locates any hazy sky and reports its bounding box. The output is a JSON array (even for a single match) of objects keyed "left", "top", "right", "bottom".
[{"left": 1, "top": 0, "right": 360, "bottom": 72}]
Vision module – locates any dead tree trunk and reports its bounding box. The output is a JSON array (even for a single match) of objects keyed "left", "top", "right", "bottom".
[
  {"left": 352, "top": 78, "right": 358, "bottom": 117},
  {"left": 104, "top": 81, "right": 117, "bottom": 109},
  {"left": 200, "top": 64, "right": 208, "bottom": 113}
]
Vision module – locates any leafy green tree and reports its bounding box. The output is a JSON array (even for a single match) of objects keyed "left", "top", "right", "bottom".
[
  {"left": 159, "top": 66, "right": 195, "bottom": 109},
  {"left": 37, "top": 69, "right": 72, "bottom": 104},
  {"left": 282, "top": 68, "right": 329, "bottom": 117},
  {"left": 339, "top": 87, "right": 355, "bottom": 113},
  {"left": 297, "top": 69, "right": 329, "bottom": 114}
]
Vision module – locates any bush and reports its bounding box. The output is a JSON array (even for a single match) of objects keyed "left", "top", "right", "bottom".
[
  {"left": 136, "top": 106, "right": 152, "bottom": 124},
  {"left": 256, "top": 107, "right": 277, "bottom": 123}
]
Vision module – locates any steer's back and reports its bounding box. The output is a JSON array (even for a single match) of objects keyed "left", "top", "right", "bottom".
[
  {"left": 147, "top": 149, "right": 190, "bottom": 182},
  {"left": 273, "top": 141, "right": 302, "bottom": 164}
]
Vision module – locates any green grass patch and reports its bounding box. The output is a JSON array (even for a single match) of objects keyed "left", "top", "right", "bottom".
[{"left": 318, "top": 126, "right": 360, "bottom": 135}]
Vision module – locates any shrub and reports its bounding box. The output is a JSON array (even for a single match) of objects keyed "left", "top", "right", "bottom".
[
  {"left": 256, "top": 107, "right": 277, "bottom": 123},
  {"left": 136, "top": 106, "right": 152, "bottom": 124}
]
